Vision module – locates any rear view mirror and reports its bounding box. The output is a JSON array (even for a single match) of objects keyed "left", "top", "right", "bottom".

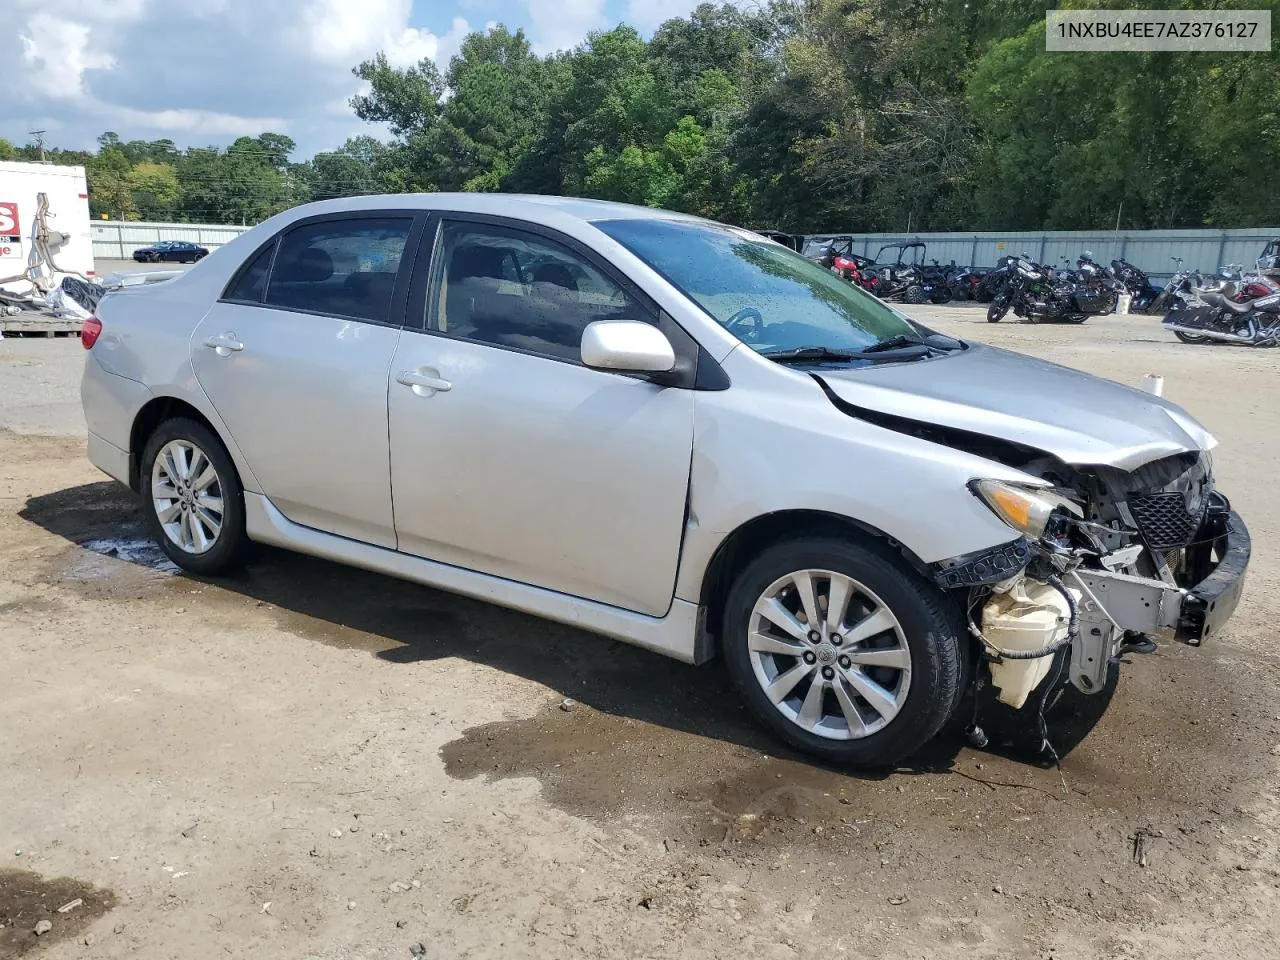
[{"left": 580, "top": 321, "right": 675, "bottom": 374}]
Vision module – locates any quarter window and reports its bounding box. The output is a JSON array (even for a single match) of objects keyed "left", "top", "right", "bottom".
[
  {"left": 224, "top": 241, "right": 275, "bottom": 303},
  {"left": 265, "top": 218, "right": 412, "bottom": 324},
  {"left": 427, "top": 221, "right": 652, "bottom": 362}
]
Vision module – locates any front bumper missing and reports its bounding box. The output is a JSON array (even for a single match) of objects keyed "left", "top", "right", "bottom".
[{"left": 1067, "top": 509, "right": 1250, "bottom": 691}]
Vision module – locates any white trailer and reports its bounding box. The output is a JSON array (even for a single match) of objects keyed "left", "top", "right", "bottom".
[{"left": 0, "top": 160, "right": 95, "bottom": 296}]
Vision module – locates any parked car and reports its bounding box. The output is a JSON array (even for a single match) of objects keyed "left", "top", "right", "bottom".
[
  {"left": 132, "top": 240, "right": 209, "bottom": 263},
  {"left": 80, "top": 194, "right": 1250, "bottom": 767}
]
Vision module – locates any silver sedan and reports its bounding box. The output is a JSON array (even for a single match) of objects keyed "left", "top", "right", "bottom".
[{"left": 79, "top": 194, "right": 1248, "bottom": 766}]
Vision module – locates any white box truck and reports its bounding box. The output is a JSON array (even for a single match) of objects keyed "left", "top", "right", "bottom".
[{"left": 0, "top": 160, "right": 94, "bottom": 295}]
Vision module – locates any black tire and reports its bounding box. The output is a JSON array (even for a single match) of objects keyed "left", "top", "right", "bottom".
[
  {"left": 987, "top": 300, "right": 1009, "bottom": 323},
  {"left": 952, "top": 284, "right": 971, "bottom": 302},
  {"left": 903, "top": 284, "right": 928, "bottom": 305},
  {"left": 140, "top": 417, "right": 249, "bottom": 576},
  {"left": 1065, "top": 314, "right": 1088, "bottom": 324},
  {"left": 929, "top": 284, "right": 953, "bottom": 304},
  {"left": 1174, "top": 331, "right": 1211, "bottom": 344},
  {"left": 721, "top": 537, "right": 965, "bottom": 768}
]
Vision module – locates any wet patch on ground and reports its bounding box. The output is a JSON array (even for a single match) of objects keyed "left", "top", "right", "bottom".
[
  {"left": 442, "top": 641, "right": 1280, "bottom": 922},
  {"left": 17, "top": 477, "right": 1280, "bottom": 929},
  {"left": 0, "top": 869, "right": 116, "bottom": 958}
]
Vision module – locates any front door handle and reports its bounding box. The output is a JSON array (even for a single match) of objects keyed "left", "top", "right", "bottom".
[
  {"left": 202, "top": 333, "right": 244, "bottom": 357},
  {"left": 396, "top": 369, "right": 452, "bottom": 395}
]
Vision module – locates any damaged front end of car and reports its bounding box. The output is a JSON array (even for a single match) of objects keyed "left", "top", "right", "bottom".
[{"left": 935, "top": 451, "right": 1250, "bottom": 711}]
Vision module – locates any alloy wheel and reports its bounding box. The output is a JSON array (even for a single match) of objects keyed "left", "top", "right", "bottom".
[
  {"left": 747, "top": 569, "right": 912, "bottom": 740},
  {"left": 151, "top": 439, "right": 224, "bottom": 554}
]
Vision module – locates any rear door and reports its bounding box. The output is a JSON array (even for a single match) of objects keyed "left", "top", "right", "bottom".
[
  {"left": 386, "top": 215, "right": 695, "bottom": 615},
  {"left": 191, "top": 212, "right": 424, "bottom": 548}
]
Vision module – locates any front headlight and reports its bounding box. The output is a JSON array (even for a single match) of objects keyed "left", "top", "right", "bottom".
[{"left": 970, "top": 480, "right": 1075, "bottom": 539}]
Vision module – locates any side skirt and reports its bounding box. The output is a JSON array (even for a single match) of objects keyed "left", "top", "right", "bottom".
[{"left": 243, "top": 493, "right": 702, "bottom": 664}]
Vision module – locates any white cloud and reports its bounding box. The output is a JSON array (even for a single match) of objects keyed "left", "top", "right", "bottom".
[
  {"left": 523, "top": 0, "right": 607, "bottom": 52},
  {"left": 19, "top": 14, "right": 115, "bottom": 100},
  {"left": 111, "top": 107, "right": 289, "bottom": 136},
  {"left": 1, "top": 0, "right": 473, "bottom": 156},
  {"left": 303, "top": 0, "right": 462, "bottom": 68}
]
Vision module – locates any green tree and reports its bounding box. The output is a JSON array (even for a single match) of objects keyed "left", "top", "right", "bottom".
[{"left": 127, "top": 161, "right": 181, "bottom": 220}]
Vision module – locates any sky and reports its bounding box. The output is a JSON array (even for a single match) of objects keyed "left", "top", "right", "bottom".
[{"left": 3, "top": 0, "right": 710, "bottom": 160}]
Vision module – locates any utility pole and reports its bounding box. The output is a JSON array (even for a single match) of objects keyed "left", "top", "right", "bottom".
[{"left": 29, "top": 130, "right": 48, "bottom": 162}]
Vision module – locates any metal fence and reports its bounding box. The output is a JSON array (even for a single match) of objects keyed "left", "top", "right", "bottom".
[
  {"left": 812, "top": 228, "right": 1280, "bottom": 281},
  {"left": 93, "top": 218, "right": 1279, "bottom": 280},
  {"left": 92, "top": 221, "right": 252, "bottom": 259}
]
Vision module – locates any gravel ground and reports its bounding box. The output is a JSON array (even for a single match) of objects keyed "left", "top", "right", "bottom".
[{"left": 2, "top": 306, "right": 1278, "bottom": 960}]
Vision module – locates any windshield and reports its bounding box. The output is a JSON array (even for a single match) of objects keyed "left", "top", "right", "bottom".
[{"left": 596, "top": 219, "right": 918, "bottom": 354}]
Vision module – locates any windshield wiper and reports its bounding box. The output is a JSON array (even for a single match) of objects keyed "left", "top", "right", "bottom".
[
  {"left": 761, "top": 346, "right": 861, "bottom": 364},
  {"left": 857, "top": 334, "right": 929, "bottom": 354}
]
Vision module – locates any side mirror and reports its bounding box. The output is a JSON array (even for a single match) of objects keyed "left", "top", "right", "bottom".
[{"left": 580, "top": 320, "right": 676, "bottom": 374}]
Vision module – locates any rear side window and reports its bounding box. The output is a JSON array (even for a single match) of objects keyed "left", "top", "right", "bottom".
[
  {"left": 224, "top": 242, "right": 275, "bottom": 303},
  {"left": 265, "top": 218, "right": 412, "bottom": 324}
]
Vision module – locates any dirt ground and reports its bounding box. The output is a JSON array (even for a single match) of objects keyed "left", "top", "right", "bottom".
[{"left": 2, "top": 308, "right": 1279, "bottom": 959}]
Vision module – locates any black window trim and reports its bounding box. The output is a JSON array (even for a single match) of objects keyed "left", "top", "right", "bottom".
[
  {"left": 217, "top": 209, "right": 430, "bottom": 330},
  {"left": 404, "top": 211, "right": 724, "bottom": 390}
]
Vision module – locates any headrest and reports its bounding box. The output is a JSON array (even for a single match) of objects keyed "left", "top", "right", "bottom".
[{"left": 278, "top": 246, "right": 333, "bottom": 283}]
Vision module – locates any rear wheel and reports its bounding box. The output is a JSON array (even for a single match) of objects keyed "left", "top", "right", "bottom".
[
  {"left": 929, "top": 285, "right": 953, "bottom": 304},
  {"left": 140, "top": 418, "right": 249, "bottom": 575},
  {"left": 1174, "top": 331, "right": 1212, "bottom": 344},
  {"left": 722, "top": 538, "right": 964, "bottom": 767}
]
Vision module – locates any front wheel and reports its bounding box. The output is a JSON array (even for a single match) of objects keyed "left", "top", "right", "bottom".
[
  {"left": 929, "top": 285, "right": 953, "bottom": 304},
  {"left": 903, "top": 284, "right": 928, "bottom": 305},
  {"left": 722, "top": 538, "right": 964, "bottom": 767},
  {"left": 140, "top": 417, "right": 249, "bottom": 575},
  {"left": 987, "top": 299, "right": 1009, "bottom": 323}
]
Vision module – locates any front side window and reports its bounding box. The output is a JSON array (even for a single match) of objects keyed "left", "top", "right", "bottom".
[
  {"left": 427, "top": 221, "right": 651, "bottom": 362},
  {"left": 597, "top": 218, "right": 917, "bottom": 355},
  {"left": 265, "top": 217, "right": 412, "bottom": 324}
]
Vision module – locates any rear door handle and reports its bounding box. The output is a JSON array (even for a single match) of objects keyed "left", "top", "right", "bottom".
[
  {"left": 396, "top": 369, "right": 452, "bottom": 395},
  {"left": 202, "top": 333, "right": 244, "bottom": 357}
]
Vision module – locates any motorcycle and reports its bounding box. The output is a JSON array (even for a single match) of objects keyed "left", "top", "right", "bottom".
[
  {"left": 1110, "top": 257, "right": 1162, "bottom": 311},
  {"left": 1163, "top": 282, "right": 1280, "bottom": 346},
  {"left": 945, "top": 263, "right": 987, "bottom": 301},
  {"left": 1073, "top": 251, "right": 1121, "bottom": 312},
  {"left": 985, "top": 255, "right": 1116, "bottom": 324},
  {"left": 973, "top": 256, "right": 1013, "bottom": 303}
]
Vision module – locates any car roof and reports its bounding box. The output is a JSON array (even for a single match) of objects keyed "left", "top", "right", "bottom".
[{"left": 276, "top": 192, "right": 708, "bottom": 226}]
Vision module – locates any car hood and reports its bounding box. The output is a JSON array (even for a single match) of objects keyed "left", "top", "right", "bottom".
[{"left": 815, "top": 343, "right": 1215, "bottom": 471}]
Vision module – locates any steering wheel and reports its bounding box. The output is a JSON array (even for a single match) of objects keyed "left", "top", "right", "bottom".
[{"left": 725, "top": 306, "right": 765, "bottom": 342}]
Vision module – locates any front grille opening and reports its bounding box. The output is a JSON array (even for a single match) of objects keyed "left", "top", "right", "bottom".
[{"left": 1129, "top": 492, "right": 1206, "bottom": 551}]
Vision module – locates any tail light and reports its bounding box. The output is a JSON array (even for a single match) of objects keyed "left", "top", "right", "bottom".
[{"left": 81, "top": 315, "right": 102, "bottom": 349}]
